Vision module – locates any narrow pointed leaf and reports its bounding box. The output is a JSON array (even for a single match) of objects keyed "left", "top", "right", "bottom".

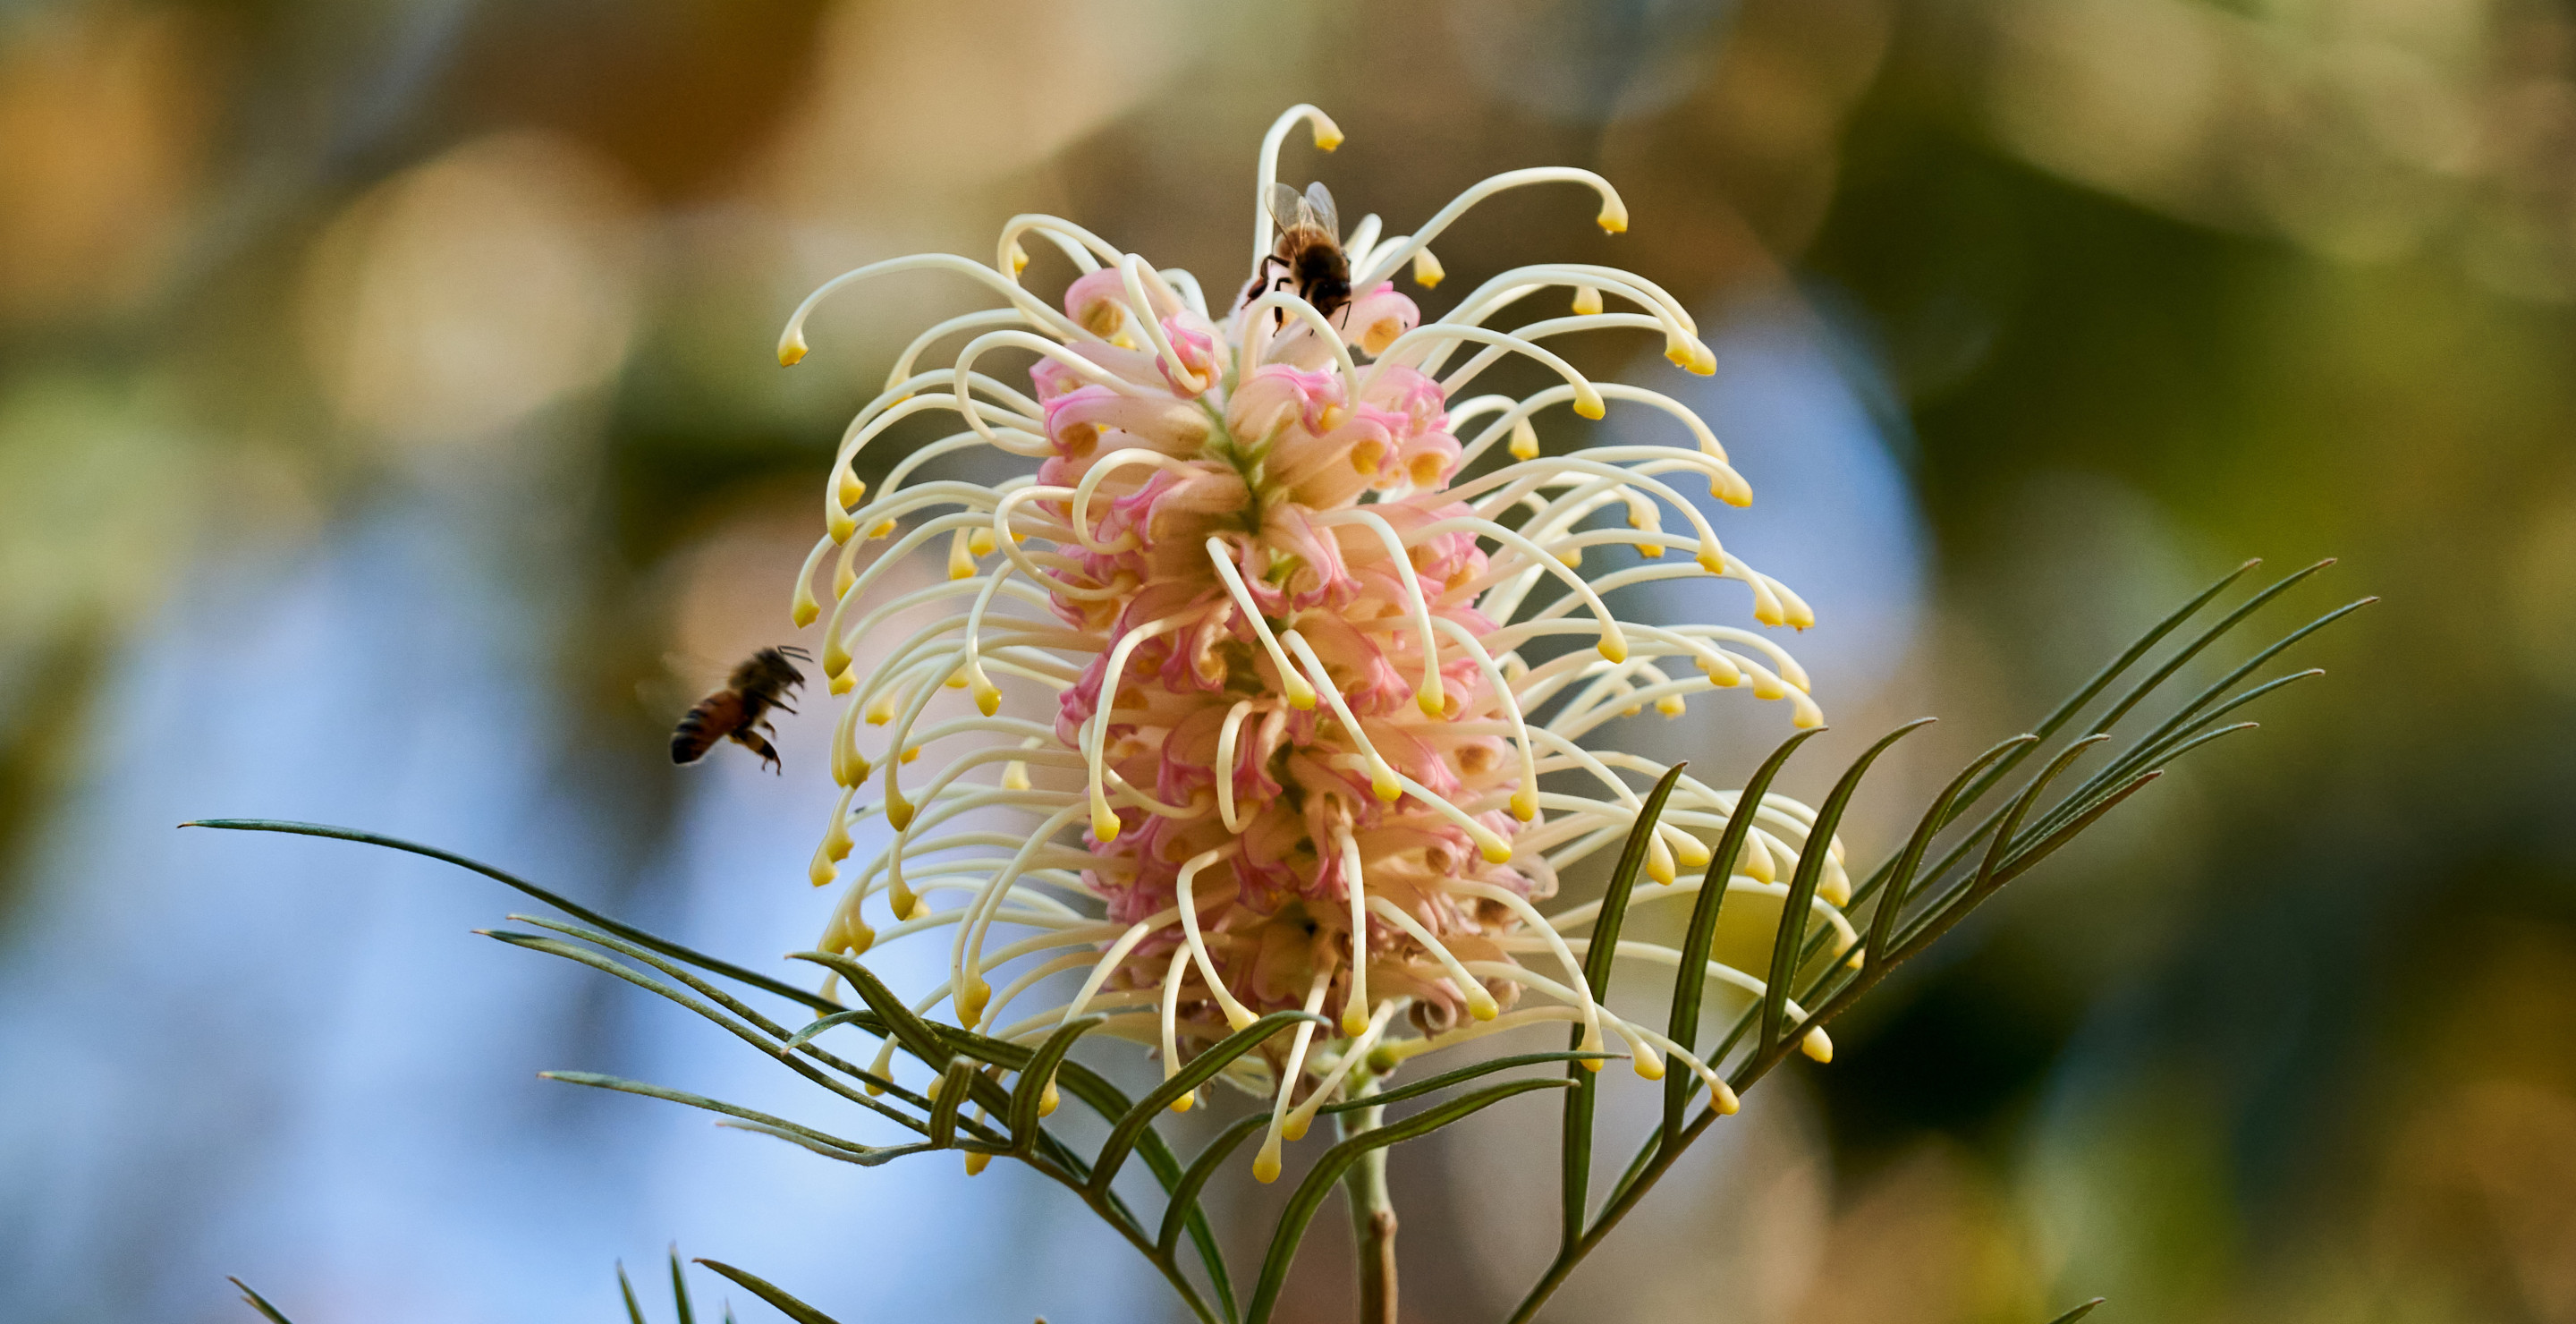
[
  {"left": 928, "top": 1057, "right": 979, "bottom": 1148},
  {"left": 1863, "top": 734, "right": 2038, "bottom": 970},
  {"left": 1563, "top": 763, "right": 1686, "bottom": 1248},
  {"left": 2045, "top": 1298, "right": 2106, "bottom": 1324},
  {"left": 181, "top": 820, "right": 838, "bottom": 1011},
  {"left": 669, "top": 1246, "right": 696, "bottom": 1324},
  {"left": 1945, "top": 559, "right": 2257, "bottom": 819},
  {"left": 1157, "top": 1113, "right": 1270, "bottom": 1253},
  {"left": 1314, "top": 1052, "right": 1613, "bottom": 1114},
  {"left": 1759, "top": 720, "right": 1933, "bottom": 1056},
  {"left": 1247, "top": 1079, "right": 1571, "bottom": 1324},
  {"left": 1090, "top": 1010, "right": 1330, "bottom": 1198},
  {"left": 230, "top": 1278, "right": 296, "bottom": 1324},
  {"left": 2088, "top": 559, "right": 2334, "bottom": 736},
  {"left": 789, "top": 950, "right": 950, "bottom": 1069},
  {"left": 618, "top": 1262, "right": 647, "bottom": 1324},
  {"left": 485, "top": 932, "right": 927, "bottom": 1133},
  {"left": 540, "top": 1072, "right": 909, "bottom": 1165},
  {"left": 1664, "top": 727, "right": 1821, "bottom": 1140},
  {"left": 692, "top": 1260, "right": 846, "bottom": 1324},
  {"left": 1009, "top": 1015, "right": 1102, "bottom": 1150}
]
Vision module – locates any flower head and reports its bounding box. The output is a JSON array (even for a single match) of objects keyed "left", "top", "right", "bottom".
[{"left": 786, "top": 106, "right": 1839, "bottom": 1182}]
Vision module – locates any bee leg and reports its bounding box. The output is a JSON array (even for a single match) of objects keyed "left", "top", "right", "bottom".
[{"left": 738, "top": 728, "right": 784, "bottom": 775}]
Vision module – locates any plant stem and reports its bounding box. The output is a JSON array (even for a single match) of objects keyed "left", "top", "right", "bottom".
[{"left": 1337, "top": 1080, "right": 1397, "bottom": 1324}]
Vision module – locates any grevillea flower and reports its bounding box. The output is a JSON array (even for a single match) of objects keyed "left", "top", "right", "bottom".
[{"left": 784, "top": 106, "right": 1845, "bottom": 1182}]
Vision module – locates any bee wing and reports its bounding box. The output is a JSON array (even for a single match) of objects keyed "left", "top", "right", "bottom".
[
  {"left": 1263, "top": 182, "right": 1309, "bottom": 237},
  {"left": 1301, "top": 182, "right": 1340, "bottom": 243}
]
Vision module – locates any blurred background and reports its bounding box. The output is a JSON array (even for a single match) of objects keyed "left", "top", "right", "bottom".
[{"left": 0, "top": 0, "right": 2570, "bottom": 1320}]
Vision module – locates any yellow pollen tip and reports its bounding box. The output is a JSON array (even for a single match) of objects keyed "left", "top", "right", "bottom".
[
  {"left": 837, "top": 472, "right": 866, "bottom": 506},
  {"left": 1007, "top": 242, "right": 1030, "bottom": 275},
  {"left": 1508, "top": 420, "right": 1539, "bottom": 461},
  {"left": 1572, "top": 286, "right": 1603, "bottom": 316},
  {"left": 1713, "top": 1082, "right": 1741, "bottom": 1114},
  {"left": 792, "top": 594, "right": 820, "bottom": 629},
  {"left": 1253, "top": 1147, "right": 1282, "bottom": 1184},
  {"left": 957, "top": 977, "right": 990, "bottom": 1025},
  {"left": 1287, "top": 682, "right": 1318, "bottom": 710},
  {"left": 1647, "top": 858, "right": 1676, "bottom": 886},
  {"left": 1510, "top": 789, "right": 1538, "bottom": 821},
  {"left": 1417, "top": 684, "right": 1445, "bottom": 717},
  {"left": 1689, "top": 343, "right": 1716, "bottom": 375},
  {"left": 1633, "top": 1055, "right": 1665, "bottom": 1081},
  {"left": 1468, "top": 993, "right": 1500, "bottom": 1022},
  {"left": 869, "top": 520, "right": 897, "bottom": 539},
  {"left": 1002, "top": 760, "right": 1030, "bottom": 791},
  {"left": 1676, "top": 838, "right": 1712, "bottom": 868},
  {"left": 1038, "top": 1078, "right": 1059, "bottom": 1116},
  {"left": 1559, "top": 547, "right": 1581, "bottom": 569},
  {"left": 1314, "top": 127, "right": 1343, "bottom": 150},
  {"left": 822, "top": 642, "right": 851, "bottom": 677},
  {"left": 1224, "top": 1006, "right": 1258, "bottom": 1031},
  {"left": 1169, "top": 1090, "right": 1195, "bottom": 1114},
  {"left": 778, "top": 335, "right": 808, "bottom": 367},
  {"left": 1697, "top": 551, "right": 1726, "bottom": 575},
  {"left": 944, "top": 668, "right": 968, "bottom": 690},
  {"left": 1284, "top": 1116, "right": 1311, "bottom": 1142},
  {"left": 1342, "top": 1009, "right": 1371, "bottom": 1038},
  {"left": 967, "top": 529, "right": 996, "bottom": 556},
  {"left": 963, "top": 1150, "right": 990, "bottom": 1176},
  {"left": 1597, "top": 206, "right": 1629, "bottom": 233},
  {"left": 1802, "top": 1029, "right": 1834, "bottom": 1063},
  {"left": 833, "top": 564, "right": 856, "bottom": 599},
  {"left": 845, "top": 923, "right": 874, "bottom": 955},
  {"left": 1597, "top": 636, "right": 1628, "bottom": 664},
  {"left": 1412, "top": 250, "right": 1445, "bottom": 288},
  {"left": 827, "top": 513, "right": 856, "bottom": 544},
  {"left": 1573, "top": 394, "right": 1606, "bottom": 420},
  {"left": 1665, "top": 341, "right": 1694, "bottom": 369},
  {"left": 1657, "top": 695, "right": 1687, "bottom": 717},
  {"left": 1581, "top": 1057, "right": 1605, "bottom": 1073},
  {"left": 808, "top": 856, "right": 836, "bottom": 887},
  {"left": 886, "top": 797, "right": 913, "bottom": 832},
  {"left": 1372, "top": 775, "right": 1402, "bottom": 804},
  {"left": 890, "top": 879, "right": 917, "bottom": 921},
  {"left": 900, "top": 745, "right": 919, "bottom": 764},
  {"left": 1637, "top": 542, "right": 1665, "bottom": 558},
  {"left": 828, "top": 671, "right": 855, "bottom": 695},
  {"left": 1479, "top": 840, "right": 1513, "bottom": 864},
  {"left": 1092, "top": 808, "right": 1123, "bottom": 842},
  {"left": 974, "top": 683, "right": 1003, "bottom": 717}
]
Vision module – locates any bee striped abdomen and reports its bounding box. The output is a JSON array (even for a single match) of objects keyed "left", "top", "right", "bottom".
[{"left": 671, "top": 690, "right": 746, "bottom": 764}]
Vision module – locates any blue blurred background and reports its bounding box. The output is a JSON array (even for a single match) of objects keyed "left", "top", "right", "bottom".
[{"left": 1, "top": 0, "right": 2569, "bottom": 1320}]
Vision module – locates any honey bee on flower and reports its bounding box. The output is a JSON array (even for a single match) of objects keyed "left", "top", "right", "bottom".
[{"left": 781, "top": 105, "right": 1842, "bottom": 1184}]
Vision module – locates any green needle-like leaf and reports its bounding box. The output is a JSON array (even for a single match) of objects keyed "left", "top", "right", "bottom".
[
  {"left": 617, "top": 1261, "right": 647, "bottom": 1324},
  {"left": 1157, "top": 1113, "right": 1270, "bottom": 1254},
  {"left": 229, "top": 1277, "right": 296, "bottom": 1324},
  {"left": 1863, "top": 734, "right": 2038, "bottom": 971},
  {"left": 928, "top": 1057, "right": 980, "bottom": 1148},
  {"left": 1247, "top": 1079, "right": 1572, "bottom": 1324},
  {"left": 668, "top": 1246, "right": 696, "bottom": 1324},
  {"left": 1314, "top": 1052, "right": 1613, "bottom": 1114},
  {"left": 1758, "top": 720, "right": 1932, "bottom": 1057},
  {"left": 1563, "top": 763, "right": 1686, "bottom": 1248},
  {"left": 2044, "top": 1298, "right": 2107, "bottom": 1324},
  {"left": 692, "top": 1260, "right": 846, "bottom": 1324},
  {"left": 482, "top": 931, "right": 927, "bottom": 1135},
  {"left": 180, "top": 820, "right": 838, "bottom": 1012},
  {"left": 789, "top": 950, "right": 952, "bottom": 1071},
  {"left": 781, "top": 1008, "right": 877, "bottom": 1053},
  {"left": 1009, "top": 1015, "right": 1103, "bottom": 1150},
  {"left": 1663, "top": 726, "right": 1821, "bottom": 1140},
  {"left": 540, "top": 1072, "right": 923, "bottom": 1166},
  {"left": 1090, "top": 1009, "right": 1331, "bottom": 1199}
]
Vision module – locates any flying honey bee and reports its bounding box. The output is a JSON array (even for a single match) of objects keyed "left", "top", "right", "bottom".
[
  {"left": 670, "top": 645, "right": 809, "bottom": 774},
  {"left": 1240, "top": 181, "right": 1352, "bottom": 325}
]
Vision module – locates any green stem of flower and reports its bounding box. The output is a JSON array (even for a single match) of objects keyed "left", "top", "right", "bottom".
[{"left": 1337, "top": 1079, "right": 1397, "bottom": 1324}]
